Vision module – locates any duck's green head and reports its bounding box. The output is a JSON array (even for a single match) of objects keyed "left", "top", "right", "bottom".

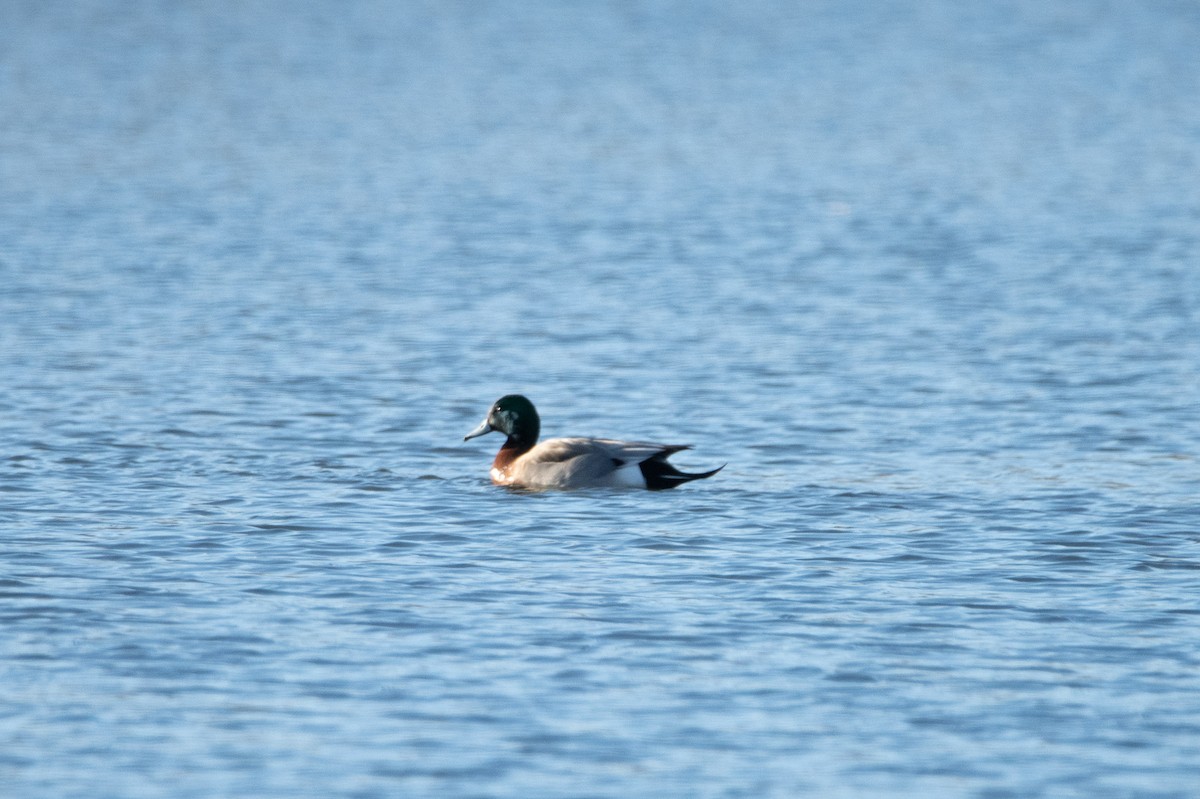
[{"left": 464, "top": 394, "right": 541, "bottom": 445}]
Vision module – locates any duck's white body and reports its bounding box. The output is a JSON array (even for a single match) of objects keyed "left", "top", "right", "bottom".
[{"left": 491, "top": 437, "right": 687, "bottom": 490}]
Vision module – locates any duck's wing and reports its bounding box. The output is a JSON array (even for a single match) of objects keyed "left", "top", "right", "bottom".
[
  {"left": 561, "top": 439, "right": 722, "bottom": 490},
  {"left": 515, "top": 438, "right": 689, "bottom": 488}
]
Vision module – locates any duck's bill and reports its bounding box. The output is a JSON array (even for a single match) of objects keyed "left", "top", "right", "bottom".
[{"left": 464, "top": 418, "right": 493, "bottom": 441}]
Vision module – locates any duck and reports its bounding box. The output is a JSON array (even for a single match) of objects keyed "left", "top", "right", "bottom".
[{"left": 464, "top": 394, "right": 723, "bottom": 490}]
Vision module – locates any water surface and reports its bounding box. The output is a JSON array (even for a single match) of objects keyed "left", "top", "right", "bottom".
[{"left": 2, "top": 1, "right": 1199, "bottom": 796}]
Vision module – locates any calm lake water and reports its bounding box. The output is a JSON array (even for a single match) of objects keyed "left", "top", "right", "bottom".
[{"left": 3, "top": 1, "right": 1199, "bottom": 796}]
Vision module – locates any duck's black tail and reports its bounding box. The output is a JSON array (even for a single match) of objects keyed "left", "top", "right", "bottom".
[{"left": 639, "top": 455, "right": 725, "bottom": 490}]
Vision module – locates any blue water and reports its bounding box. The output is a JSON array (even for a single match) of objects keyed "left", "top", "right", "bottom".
[{"left": 3, "top": 1, "right": 1199, "bottom": 796}]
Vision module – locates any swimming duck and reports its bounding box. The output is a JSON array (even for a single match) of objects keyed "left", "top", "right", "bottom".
[{"left": 464, "top": 394, "right": 723, "bottom": 490}]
